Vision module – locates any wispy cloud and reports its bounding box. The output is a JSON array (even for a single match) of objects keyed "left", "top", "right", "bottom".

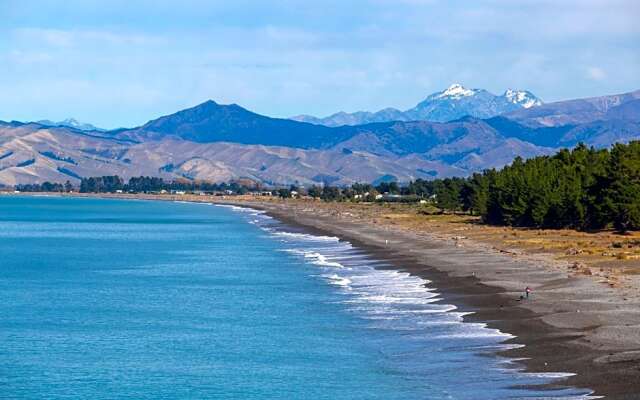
[
  {"left": 0, "top": 0, "right": 638, "bottom": 127},
  {"left": 15, "top": 28, "right": 74, "bottom": 47},
  {"left": 586, "top": 66, "right": 607, "bottom": 81},
  {"left": 12, "top": 28, "right": 166, "bottom": 48},
  {"left": 7, "top": 50, "right": 54, "bottom": 64}
]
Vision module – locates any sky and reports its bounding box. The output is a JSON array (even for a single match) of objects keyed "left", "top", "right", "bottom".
[{"left": 0, "top": 0, "right": 639, "bottom": 128}]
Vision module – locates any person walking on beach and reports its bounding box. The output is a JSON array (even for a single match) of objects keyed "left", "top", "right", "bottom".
[{"left": 525, "top": 286, "right": 532, "bottom": 299}]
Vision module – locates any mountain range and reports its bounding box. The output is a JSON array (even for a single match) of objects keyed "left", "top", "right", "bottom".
[
  {"left": 35, "top": 118, "right": 105, "bottom": 132},
  {"left": 291, "top": 84, "right": 542, "bottom": 126},
  {"left": 0, "top": 85, "right": 638, "bottom": 187}
]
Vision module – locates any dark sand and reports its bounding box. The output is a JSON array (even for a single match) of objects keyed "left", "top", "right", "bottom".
[{"left": 232, "top": 200, "right": 640, "bottom": 399}]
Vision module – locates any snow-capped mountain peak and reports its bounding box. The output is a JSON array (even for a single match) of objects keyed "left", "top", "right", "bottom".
[
  {"left": 503, "top": 89, "right": 542, "bottom": 109},
  {"left": 60, "top": 118, "right": 82, "bottom": 128},
  {"left": 36, "top": 118, "right": 105, "bottom": 131},
  {"left": 291, "top": 84, "right": 544, "bottom": 126},
  {"left": 437, "top": 83, "right": 476, "bottom": 99}
]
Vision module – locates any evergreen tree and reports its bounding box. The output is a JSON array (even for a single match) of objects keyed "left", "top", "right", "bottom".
[{"left": 605, "top": 142, "right": 640, "bottom": 231}]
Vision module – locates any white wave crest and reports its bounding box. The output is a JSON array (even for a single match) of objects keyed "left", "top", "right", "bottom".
[
  {"left": 323, "top": 274, "right": 352, "bottom": 287},
  {"left": 271, "top": 231, "right": 339, "bottom": 242}
]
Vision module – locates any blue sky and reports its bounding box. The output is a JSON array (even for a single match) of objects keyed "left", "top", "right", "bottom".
[{"left": 1, "top": 0, "right": 638, "bottom": 128}]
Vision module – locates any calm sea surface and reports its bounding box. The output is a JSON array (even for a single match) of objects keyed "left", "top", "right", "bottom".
[{"left": 0, "top": 196, "right": 594, "bottom": 399}]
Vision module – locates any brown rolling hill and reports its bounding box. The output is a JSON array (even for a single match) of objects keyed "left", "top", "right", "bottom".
[{"left": 0, "top": 89, "right": 638, "bottom": 186}]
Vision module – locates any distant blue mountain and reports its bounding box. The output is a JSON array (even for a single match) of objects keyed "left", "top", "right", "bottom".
[
  {"left": 113, "top": 89, "right": 639, "bottom": 156},
  {"left": 36, "top": 118, "right": 105, "bottom": 132},
  {"left": 1, "top": 88, "right": 637, "bottom": 186},
  {"left": 291, "top": 84, "right": 542, "bottom": 126},
  {"left": 118, "top": 100, "right": 350, "bottom": 149}
]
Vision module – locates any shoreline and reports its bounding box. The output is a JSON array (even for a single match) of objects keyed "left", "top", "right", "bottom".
[
  {"left": 223, "top": 200, "right": 640, "bottom": 399},
  {"left": 9, "top": 193, "right": 640, "bottom": 398}
]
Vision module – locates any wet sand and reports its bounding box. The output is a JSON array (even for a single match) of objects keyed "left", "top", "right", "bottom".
[{"left": 231, "top": 200, "right": 640, "bottom": 399}]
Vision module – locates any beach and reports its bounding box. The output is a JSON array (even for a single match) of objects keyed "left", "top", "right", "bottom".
[
  {"left": 234, "top": 198, "right": 640, "bottom": 399},
  {"left": 12, "top": 192, "right": 640, "bottom": 398}
]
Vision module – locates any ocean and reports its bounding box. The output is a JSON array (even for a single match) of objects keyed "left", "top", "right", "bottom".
[{"left": 0, "top": 196, "right": 595, "bottom": 399}]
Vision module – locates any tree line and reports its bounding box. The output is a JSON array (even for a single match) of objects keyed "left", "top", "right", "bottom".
[
  {"left": 15, "top": 176, "right": 262, "bottom": 195},
  {"left": 311, "top": 142, "right": 640, "bottom": 232},
  {"left": 15, "top": 181, "right": 74, "bottom": 193},
  {"left": 78, "top": 176, "right": 262, "bottom": 194},
  {"left": 11, "top": 141, "right": 640, "bottom": 231}
]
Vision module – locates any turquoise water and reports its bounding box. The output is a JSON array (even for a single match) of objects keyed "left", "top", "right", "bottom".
[{"left": 0, "top": 196, "right": 593, "bottom": 399}]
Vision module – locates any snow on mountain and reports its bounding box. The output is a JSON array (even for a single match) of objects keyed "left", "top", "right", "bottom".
[
  {"left": 1, "top": 89, "right": 637, "bottom": 186},
  {"left": 434, "top": 83, "right": 477, "bottom": 99},
  {"left": 290, "top": 84, "right": 543, "bottom": 126},
  {"left": 503, "top": 89, "right": 542, "bottom": 109},
  {"left": 36, "top": 118, "right": 105, "bottom": 132}
]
